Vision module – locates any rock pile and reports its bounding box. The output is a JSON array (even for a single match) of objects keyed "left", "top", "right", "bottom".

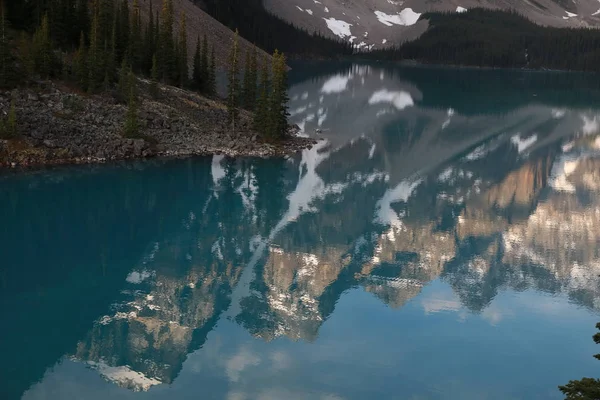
[{"left": 0, "top": 80, "right": 316, "bottom": 168}]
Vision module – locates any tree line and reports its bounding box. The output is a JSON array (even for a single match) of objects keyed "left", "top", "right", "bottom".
[
  {"left": 0, "top": 0, "right": 292, "bottom": 141},
  {"left": 199, "top": 0, "right": 354, "bottom": 58},
  {"left": 366, "top": 9, "right": 600, "bottom": 72},
  {"left": 226, "top": 31, "right": 290, "bottom": 141}
]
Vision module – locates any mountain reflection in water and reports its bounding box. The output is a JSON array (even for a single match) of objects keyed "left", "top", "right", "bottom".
[{"left": 3, "top": 64, "right": 600, "bottom": 400}]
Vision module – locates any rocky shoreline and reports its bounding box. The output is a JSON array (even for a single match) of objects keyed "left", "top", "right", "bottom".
[{"left": 0, "top": 80, "right": 316, "bottom": 169}]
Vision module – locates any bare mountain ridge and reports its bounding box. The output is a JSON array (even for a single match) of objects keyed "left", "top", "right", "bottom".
[{"left": 264, "top": 0, "right": 600, "bottom": 49}]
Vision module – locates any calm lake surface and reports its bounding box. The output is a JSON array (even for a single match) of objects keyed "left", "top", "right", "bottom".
[{"left": 3, "top": 63, "right": 600, "bottom": 400}]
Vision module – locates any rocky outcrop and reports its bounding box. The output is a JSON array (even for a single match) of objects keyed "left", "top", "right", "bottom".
[{"left": 0, "top": 81, "right": 316, "bottom": 168}]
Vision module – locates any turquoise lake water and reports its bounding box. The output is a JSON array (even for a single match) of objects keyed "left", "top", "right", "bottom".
[{"left": 3, "top": 63, "right": 600, "bottom": 399}]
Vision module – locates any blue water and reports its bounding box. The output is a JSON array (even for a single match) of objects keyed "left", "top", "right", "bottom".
[{"left": 3, "top": 63, "right": 600, "bottom": 399}]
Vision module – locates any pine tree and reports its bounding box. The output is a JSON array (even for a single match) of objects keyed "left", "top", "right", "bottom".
[
  {"left": 0, "top": 4, "right": 12, "bottom": 88},
  {"left": 227, "top": 30, "right": 240, "bottom": 132},
  {"left": 254, "top": 57, "right": 270, "bottom": 136},
  {"left": 193, "top": 36, "right": 202, "bottom": 90},
  {"left": 118, "top": 58, "right": 131, "bottom": 103},
  {"left": 115, "top": 0, "right": 129, "bottom": 63},
  {"left": 208, "top": 45, "right": 216, "bottom": 96},
  {"left": 242, "top": 48, "right": 258, "bottom": 110},
  {"left": 105, "top": 16, "right": 118, "bottom": 88},
  {"left": 124, "top": 71, "right": 139, "bottom": 138},
  {"left": 74, "top": 31, "right": 88, "bottom": 90},
  {"left": 87, "top": 4, "right": 102, "bottom": 92},
  {"left": 177, "top": 12, "right": 188, "bottom": 87},
  {"left": 143, "top": 1, "right": 155, "bottom": 73},
  {"left": 158, "top": 0, "right": 175, "bottom": 83},
  {"left": 560, "top": 322, "right": 600, "bottom": 399},
  {"left": 201, "top": 34, "right": 209, "bottom": 90},
  {"left": 150, "top": 53, "right": 159, "bottom": 98},
  {"left": 6, "top": 98, "right": 16, "bottom": 138},
  {"left": 267, "top": 50, "right": 289, "bottom": 140},
  {"left": 130, "top": 0, "right": 142, "bottom": 71},
  {"left": 249, "top": 47, "right": 258, "bottom": 106},
  {"left": 76, "top": 0, "right": 90, "bottom": 44},
  {"left": 242, "top": 51, "right": 251, "bottom": 109},
  {"left": 32, "top": 14, "right": 53, "bottom": 78},
  {"left": 98, "top": 0, "right": 114, "bottom": 49}
]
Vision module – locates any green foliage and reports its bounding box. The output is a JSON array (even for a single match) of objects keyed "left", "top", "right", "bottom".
[
  {"left": 201, "top": 0, "right": 354, "bottom": 57},
  {"left": 118, "top": 58, "right": 131, "bottom": 103},
  {"left": 207, "top": 45, "right": 216, "bottom": 96},
  {"left": 242, "top": 50, "right": 257, "bottom": 110},
  {"left": 0, "top": 7, "right": 16, "bottom": 88},
  {"left": 177, "top": 12, "right": 188, "bottom": 87},
  {"left": 129, "top": 0, "right": 143, "bottom": 71},
  {"left": 74, "top": 31, "right": 88, "bottom": 90},
  {"left": 123, "top": 71, "right": 139, "bottom": 138},
  {"left": 193, "top": 36, "right": 202, "bottom": 90},
  {"left": 142, "top": 0, "right": 156, "bottom": 73},
  {"left": 201, "top": 35, "right": 209, "bottom": 90},
  {"left": 253, "top": 57, "right": 269, "bottom": 136},
  {"left": 370, "top": 9, "right": 600, "bottom": 72},
  {"left": 87, "top": 6, "right": 103, "bottom": 92},
  {"left": 32, "top": 14, "right": 54, "bottom": 78},
  {"left": 157, "top": 0, "right": 175, "bottom": 83},
  {"left": 266, "top": 50, "right": 289, "bottom": 140},
  {"left": 150, "top": 54, "right": 159, "bottom": 98},
  {"left": 227, "top": 30, "right": 240, "bottom": 131},
  {"left": 559, "top": 322, "right": 600, "bottom": 399},
  {"left": 0, "top": 98, "right": 17, "bottom": 139},
  {"left": 75, "top": 0, "right": 90, "bottom": 44}
]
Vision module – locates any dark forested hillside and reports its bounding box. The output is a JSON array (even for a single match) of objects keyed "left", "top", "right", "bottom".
[
  {"left": 367, "top": 9, "right": 600, "bottom": 72},
  {"left": 197, "top": 0, "right": 354, "bottom": 57}
]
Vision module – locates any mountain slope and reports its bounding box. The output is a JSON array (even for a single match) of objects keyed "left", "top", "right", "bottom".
[
  {"left": 139, "top": 0, "right": 271, "bottom": 68},
  {"left": 264, "top": 0, "right": 600, "bottom": 49}
]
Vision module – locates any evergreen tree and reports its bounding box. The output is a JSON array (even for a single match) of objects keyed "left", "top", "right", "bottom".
[
  {"left": 208, "top": 45, "right": 216, "bottom": 96},
  {"left": 118, "top": 58, "right": 131, "bottom": 103},
  {"left": 105, "top": 16, "right": 118, "bottom": 88},
  {"left": 158, "top": 0, "right": 175, "bottom": 83},
  {"left": 32, "top": 14, "right": 53, "bottom": 78},
  {"left": 193, "top": 36, "right": 202, "bottom": 90},
  {"left": 115, "top": 0, "right": 129, "bottom": 63},
  {"left": 150, "top": 53, "right": 159, "bottom": 98},
  {"left": 177, "top": 12, "right": 188, "bottom": 87},
  {"left": 98, "top": 0, "right": 114, "bottom": 49},
  {"left": 129, "top": 0, "right": 142, "bottom": 71},
  {"left": 242, "top": 51, "right": 251, "bottom": 109},
  {"left": 74, "top": 31, "right": 88, "bottom": 90},
  {"left": 227, "top": 30, "right": 240, "bottom": 132},
  {"left": 143, "top": 1, "right": 155, "bottom": 73},
  {"left": 124, "top": 70, "right": 139, "bottom": 138},
  {"left": 242, "top": 48, "right": 258, "bottom": 110},
  {"left": 559, "top": 322, "right": 600, "bottom": 399},
  {"left": 87, "top": 4, "right": 103, "bottom": 92},
  {"left": 75, "top": 0, "right": 90, "bottom": 44},
  {"left": 0, "top": 97, "right": 16, "bottom": 139},
  {"left": 253, "top": 57, "right": 270, "bottom": 136},
  {"left": 266, "top": 50, "right": 289, "bottom": 140},
  {"left": 201, "top": 34, "right": 209, "bottom": 90},
  {"left": 249, "top": 47, "right": 258, "bottom": 105},
  {"left": 0, "top": 4, "right": 13, "bottom": 88}
]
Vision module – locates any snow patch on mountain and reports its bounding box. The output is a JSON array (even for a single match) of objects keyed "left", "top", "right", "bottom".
[
  {"left": 456, "top": 6, "right": 467, "bottom": 13},
  {"left": 374, "top": 9, "right": 421, "bottom": 26},
  {"left": 323, "top": 17, "right": 353, "bottom": 38}
]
